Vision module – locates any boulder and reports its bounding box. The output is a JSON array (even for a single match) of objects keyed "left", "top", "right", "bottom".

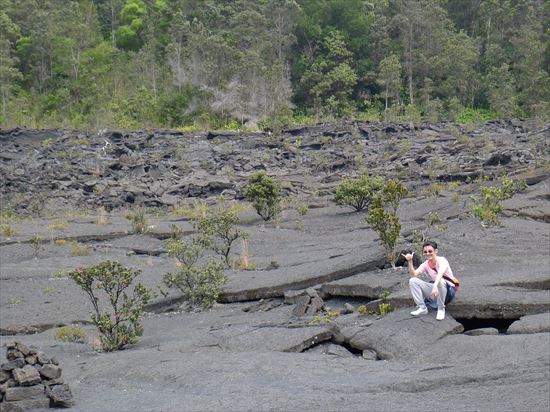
[
  {"left": 464, "top": 328, "right": 499, "bottom": 336},
  {"left": 4, "top": 352, "right": 22, "bottom": 362},
  {"left": 1, "top": 360, "right": 25, "bottom": 372},
  {"left": 362, "top": 349, "right": 378, "bottom": 360},
  {"left": 349, "top": 309, "right": 463, "bottom": 361},
  {"left": 340, "top": 326, "right": 366, "bottom": 342},
  {"left": 37, "top": 364, "right": 62, "bottom": 380},
  {"left": 307, "top": 343, "right": 355, "bottom": 358},
  {"left": 305, "top": 297, "right": 325, "bottom": 315},
  {"left": 343, "top": 303, "right": 355, "bottom": 314},
  {"left": 46, "top": 384, "right": 74, "bottom": 407},
  {"left": 0, "top": 371, "right": 10, "bottom": 384},
  {"left": 291, "top": 296, "right": 310, "bottom": 317},
  {"left": 12, "top": 366, "right": 41, "bottom": 386},
  {"left": 0, "top": 398, "right": 50, "bottom": 412},
  {"left": 4, "top": 385, "right": 44, "bottom": 401},
  {"left": 507, "top": 312, "right": 550, "bottom": 334}
]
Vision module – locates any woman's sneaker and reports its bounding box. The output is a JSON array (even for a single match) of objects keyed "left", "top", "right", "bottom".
[
  {"left": 410, "top": 307, "right": 428, "bottom": 316},
  {"left": 436, "top": 308, "right": 445, "bottom": 320}
]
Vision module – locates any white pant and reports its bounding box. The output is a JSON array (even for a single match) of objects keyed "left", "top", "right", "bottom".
[{"left": 409, "top": 277, "right": 447, "bottom": 310}]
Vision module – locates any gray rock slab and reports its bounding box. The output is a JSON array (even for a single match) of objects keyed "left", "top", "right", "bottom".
[
  {"left": 108, "top": 234, "right": 166, "bottom": 255},
  {"left": 322, "top": 268, "right": 404, "bottom": 298},
  {"left": 464, "top": 327, "right": 500, "bottom": 336},
  {"left": 340, "top": 325, "right": 367, "bottom": 342},
  {"left": 211, "top": 325, "right": 333, "bottom": 353},
  {"left": 0, "top": 397, "right": 50, "bottom": 412},
  {"left": 291, "top": 295, "right": 310, "bottom": 317},
  {"left": 507, "top": 312, "right": 550, "bottom": 334},
  {"left": 4, "top": 384, "right": 44, "bottom": 401},
  {"left": 349, "top": 309, "right": 463, "bottom": 361},
  {"left": 0, "top": 370, "right": 10, "bottom": 384},
  {"left": 305, "top": 342, "right": 355, "bottom": 358},
  {"left": 12, "top": 365, "right": 41, "bottom": 386},
  {"left": 37, "top": 363, "right": 61, "bottom": 380},
  {"left": 362, "top": 348, "right": 378, "bottom": 360},
  {"left": 47, "top": 384, "right": 74, "bottom": 407},
  {"left": 0, "top": 360, "right": 24, "bottom": 372}
]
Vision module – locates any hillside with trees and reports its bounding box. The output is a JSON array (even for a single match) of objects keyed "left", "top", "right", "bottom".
[{"left": 1, "top": 0, "right": 548, "bottom": 129}]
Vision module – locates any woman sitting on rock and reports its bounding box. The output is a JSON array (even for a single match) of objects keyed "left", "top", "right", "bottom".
[{"left": 402, "top": 241, "right": 458, "bottom": 321}]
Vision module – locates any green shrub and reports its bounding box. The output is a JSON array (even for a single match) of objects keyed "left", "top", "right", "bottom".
[
  {"left": 378, "top": 302, "right": 393, "bottom": 316},
  {"left": 258, "top": 103, "right": 293, "bottom": 135},
  {"left": 294, "top": 203, "right": 309, "bottom": 229},
  {"left": 163, "top": 238, "right": 226, "bottom": 309},
  {"left": 69, "top": 243, "right": 92, "bottom": 256},
  {"left": 471, "top": 177, "right": 527, "bottom": 226},
  {"left": 67, "top": 261, "right": 151, "bottom": 351},
  {"left": 364, "top": 179, "right": 408, "bottom": 267},
  {"left": 244, "top": 171, "right": 282, "bottom": 221},
  {"left": 55, "top": 326, "right": 87, "bottom": 343},
  {"left": 195, "top": 210, "right": 248, "bottom": 268},
  {"left": 426, "top": 212, "right": 442, "bottom": 227},
  {"left": 1, "top": 224, "right": 16, "bottom": 237},
  {"left": 357, "top": 302, "right": 393, "bottom": 316},
  {"left": 126, "top": 208, "right": 148, "bottom": 234},
  {"left": 308, "top": 310, "right": 340, "bottom": 325},
  {"left": 457, "top": 108, "right": 496, "bottom": 124},
  {"left": 334, "top": 175, "right": 384, "bottom": 212},
  {"left": 30, "top": 234, "right": 43, "bottom": 257}
]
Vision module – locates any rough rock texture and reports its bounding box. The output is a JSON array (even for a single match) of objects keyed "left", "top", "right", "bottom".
[
  {"left": 0, "top": 343, "right": 73, "bottom": 409},
  {"left": 0, "top": 121, "right": 549, "bottom": 411},
  {"left": 1, "top": 121, "right": 548, "bottom": 216},
  {"left": 507, "top": 313, "right": 550, "bottom": 334},
  {"left": 348, "top": 309, "right": 464, "bottom": 361}
]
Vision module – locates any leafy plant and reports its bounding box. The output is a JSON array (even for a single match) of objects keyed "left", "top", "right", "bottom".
[
  {"left": 96, "top": 207, "right": 109, "bottom": 225},
  {"left": 411, "top": 228, "right": 429, "bottom": 256},
  {"left": 244, "top": 171, "right": 282, "bottom": 221},
  {"left": 163, "top": 238, "right": 226, "bottom": 309},
  {"left": 426, "top": 212, "right": 442, "bottom": 227},
  {"left": 294, "top": 202, "right": 309, "bottom": 229},
  {"left": 69, "top": 243, "right": 92, "bottom": 256},
  {"left": 357, "top": 302, "right": 393, "bottom": 316},
  {"left": 334, "top": 175, "right": 384, "bottom": 212},
  {"left": 48, "top": 220, "right": 68, "bottom": 231},
  {"left": 378, "top": 302, "right": 393, "bottom": 316},
  {"left": 379, "top": 290, "right": 391, "bottom": 299},
  {"left": 308, "top": 310, "right": 340, "bottom": 325},
  {"left": 2, "top": 224, "right": 16, "bottom": 237},
  {"left": 457, "top": 108, "right": 496, "bottom": 124},
  {"left": 169, "top": 223, "right": 184, "bottom": 240},
  {"left": 126, "top": 208, "right": 148, "bottom": 234},
  {"left": 55, "top": 326, "right": 87, "bottom": 343},
  {"left": 67, "top": 261, "right": 151, "bottom": 351},
  {"left": 470, "top": 177, "right": 527, "bottom": 226},
  {"left": 30, "top": 234, "right": 43, "bottom": 257},
  {"left": 364, "top": 179, "right": 408, "bottom": 267},
  {"left": 195, "top": 210, "right": 248, "bottom": 268}
]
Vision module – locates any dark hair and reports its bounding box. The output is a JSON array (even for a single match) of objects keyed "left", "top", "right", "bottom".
[{"left": 422, "top": 241, "right": 438, "bottom": 250}]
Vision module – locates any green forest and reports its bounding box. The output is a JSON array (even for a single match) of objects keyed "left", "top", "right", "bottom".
[{"left": 1, "top": 0, "right": 548, "bottom": 130}]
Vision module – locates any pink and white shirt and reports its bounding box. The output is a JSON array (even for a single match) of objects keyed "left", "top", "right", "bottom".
[{"left": 417, "top": 256, "right": 456, "bottom": 286}]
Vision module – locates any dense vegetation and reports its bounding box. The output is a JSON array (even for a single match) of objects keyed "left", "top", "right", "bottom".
[{"left": 1, "top": 0, "right": 548, "bottom": 129}]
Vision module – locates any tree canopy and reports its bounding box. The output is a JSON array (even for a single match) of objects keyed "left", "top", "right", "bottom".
[{"left": 1, "top": 0, "right": 547, "bottom": 129}]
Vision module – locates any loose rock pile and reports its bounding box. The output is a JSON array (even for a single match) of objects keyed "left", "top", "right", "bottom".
[
  {"left": 0, "top": 342, "right": 74, "bottom": 411},
  {"left": 1, "top": 120, "right": 547, "bottom": 214},
  {"left": 286, "top": 287, "right": 327, "bottom": 317}
]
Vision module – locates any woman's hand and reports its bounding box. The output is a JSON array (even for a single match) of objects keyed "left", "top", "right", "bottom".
[
  {"left": 430, "top": 285, "right": 439, "bottom": 299},
  {"left": 401, "top": 252, "right": 414, "bottom": 262}
]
